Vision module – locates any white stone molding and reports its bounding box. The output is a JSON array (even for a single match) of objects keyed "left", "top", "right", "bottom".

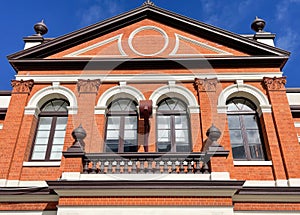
[
  {"left": 23, "top": 161, "right": 61, "bottom": 167},
  {"left": 210, "top": 172, "right": 230, "bottom": 180},
  {"left": 170, "top": 33, "right": 232, "bottom": 56},
  {"left": 25, "top": 85, "right": 78, "bottom": 115},
  {"left": 149, "top": 84, "right": 199, "bottom": 114},
  {"left": 64, "top": 34, "right": 127, "bottom": 57},
  {"left": 128, "top": 26, "right": 169, "bottom": 56},
  {"left": 233, "top": 161, "right": 273, "bottom": 166},
  {"left": 95, "top": 85, "right": 145, "bottom": 114},
  {"left": 217, "top": 83, "right": 271, "bottom": 114}
]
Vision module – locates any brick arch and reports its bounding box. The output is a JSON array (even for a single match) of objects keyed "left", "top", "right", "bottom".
[
  {"left": 25, "top": 85, "right": 78, "bottom": 116},
  {"left": 217, "top": 83, "right": 271, "bottom": 115},
  {"left": 149, "top": 84, "right": 199, "bottom": 114},
  {"left": 95, "top": 85, "right": 145, "bottom": 114}
]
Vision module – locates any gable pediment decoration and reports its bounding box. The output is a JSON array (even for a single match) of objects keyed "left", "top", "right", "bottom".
[
  {"left": 170, "top": 34, "right": 232, "bottom": 56},
  {"left": 64, "top": 34, "right": 127, "bottom": 57}
]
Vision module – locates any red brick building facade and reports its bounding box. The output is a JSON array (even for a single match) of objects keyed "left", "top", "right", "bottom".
[{"left": 1, "top": 2, "right": 300, "bottom": 214}]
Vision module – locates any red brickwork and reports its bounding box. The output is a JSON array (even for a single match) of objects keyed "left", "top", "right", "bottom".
[
  {"left": 59, "top": 196, "right": 232, "bottom": 206},
  {"left": 234, "top": 202, "right": 300, "bottom": 211},
  {"left": 0, "top": 202, "right": 57, "bottom": 211}
]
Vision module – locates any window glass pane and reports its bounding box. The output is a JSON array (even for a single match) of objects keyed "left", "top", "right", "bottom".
[
  {"left": 52, "top": 137, "right": 65, "bottom": 145},
  {"left": 107, "top": 117, "right": 120, "bottom": 129},
  {"left": 124, "top": 144, "right": 138, "bottom": 152},
  {"left": 173, "top": 101, "right": 186, "bottom": 111},
  {"left": 36, "top": 130, "right": 51, "bottom": 138},
  {"left": 246, "top": 130, "right": 261, "bottom": 144},
  {"left": 176, "top": 144, "right": 190, "bottom": 152},
  {"left": 32, "top": 145, "right": 47, "bottom": 152},
  {"left": 42, "top": 100, "right": 68, "bottom": 112},
  {"left": 105, "top": 143, "right": 119, "bottom": 153},
  {"left": 157, "top": 116, "right": 170, "bottom": 129},
  {"left": 50, "top": 151, "right": 62, "bottom": 160},
  {"left": 31, "top": 151, "right": 46, "bottom": 160},
  {"left": 38, "top": 117, "right": 52, "bottom": 129},
  {"left": 244, "top": 115, "right": 258, "bottom": 129},
  {"left": 157, "top": 143, "right": 171, "bottom": 152},
  {"left": 175, "top": 116, "right": 188, "bottom": 129},
  {"left": 157, "top": 130, "right": 170, "bottom": 142},
  {"left": 232, "top": 144, "right": 246, "bottom": 159},
  {"left": 249, "top": 144, "right": 264, "bottom": 160},
  {"left": 229, "top": 130, "right": 243, "bottom": 144},
  {"left": 124, "top": 116, "right": 137, "bottom": 129},
  {"left": 53, "top": 130, "right": 66, "bottom": 138},
  {"left": 227, "top": 115, "right": 240, "bottom": 129},
  {"left": 34, "top": 138, "right": 48, "bottom": 145},
  {"left": 106, "top": 130, "right": 119, "bottom": 140},
  {"left": 175, "top": 130, "right": 189, "bottom": 143},
  {"left": 124, "top": 130, "right": 137, "bottom": 140},
  {"left": 55, "top": 117, "right": 68, "bottom": 130},
  {"left": 157, "top": 101, "right": 170, "bottom": 111}
]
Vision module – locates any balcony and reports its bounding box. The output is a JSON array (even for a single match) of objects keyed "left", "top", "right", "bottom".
[{"left": 82, "top": 153, "right": 210, "bottom": 174}]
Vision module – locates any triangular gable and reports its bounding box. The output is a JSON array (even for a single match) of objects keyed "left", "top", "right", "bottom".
[{"left": 7, "top": 3, "right": 290, "bottom": 71}]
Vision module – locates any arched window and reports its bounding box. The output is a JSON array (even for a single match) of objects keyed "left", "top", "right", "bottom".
[
  {"left": 156, "top": 98, "right": 191, "bottom": 152},
  {"left": 31, "top": 99, "right": 69, "bottom": 161},
  {"left": 105, "top": 99, "right": 138, "bottom": 153},
  {"left": 227, "top": 98, "right": 265, "bottom": 160}
]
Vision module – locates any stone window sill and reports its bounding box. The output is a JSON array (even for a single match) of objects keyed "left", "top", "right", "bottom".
[
  {"left": 23, "top": 161, "right": 61, "bottom": 167},
  {"left": 233, "top": 160, "right": 272, "bottom": 166}
]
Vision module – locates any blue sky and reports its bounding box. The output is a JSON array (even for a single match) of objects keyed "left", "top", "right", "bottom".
[{"left": 0, "top": 0, "right": 299, "bottom": 90}]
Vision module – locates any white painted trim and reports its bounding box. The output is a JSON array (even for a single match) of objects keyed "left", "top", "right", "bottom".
[
  {"left": 0, "top": 124, "right": 3, "bottom": 129},
  {"left": 23, "top": 161, "right": 61, "bottom": 167},
  {"left": 64, "top": 34, "right": 127, "bottom": 57},
  {"left": 217, "top": 83, "right": 271, "bottom": 114},
  {"left": 233, "top": 161, "right": 272, "bottom": 166},
  {"left": 61, "top": 173, "right": 211, "bottom": 181},
  {"left": 15, "top": 72, "right": 282, "bottom": 83},
  {"left": 210, "top": 172, "right": 230, "bottom": 180},
  {"left": 275, "top": 179, "right": 288, "bottom": 187},
  {"left": 170, "top": 33, "right": 232, "bottom": 56},
  {"left": 25, "top": 85, "right": 77, "bottom": 115},
  {"left": 243, "top": 180, "right": 275, "bottom": 187},
  {"left": 128, "top": 26, "right": 169, "bottom": 56},
  {"left": 295, "top": 122, "right": 300, "bottom": 128},
  {"left": 149, "top": 84, "right": 199, "bottom": 113},
  {"left": 57, "top": 206, "right": 234, "bottom": 215},
  {"left": 0, "top": 179, "right": 48, "bottom": 187},
  {"left": 24, "top": 106, "right": 40, "bottom": 117},
  {"left": 0, "top": 95, "right": 11, "bottom": 108},
  {"left": 95, "top": 85, "right": 145, "bottom": 113},
  {"left": 288, "top": 178, "right": 300, "bottom": 187}
]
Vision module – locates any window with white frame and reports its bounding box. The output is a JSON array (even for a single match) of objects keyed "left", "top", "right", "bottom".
[{"left": 30, "top": 99, "right": 69, "bottom": 161}]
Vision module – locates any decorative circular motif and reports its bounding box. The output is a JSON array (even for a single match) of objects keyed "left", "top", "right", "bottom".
[{"left": 128, "top": 26, "right": 169, "bottom": 56}]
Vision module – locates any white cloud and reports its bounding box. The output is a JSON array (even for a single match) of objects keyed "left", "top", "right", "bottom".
[
  {"left": 78, "top": 0, "right": 124, "bottom": 27},
  {"left": 276, "top": 28, "right": 299, "bottom": 52}
]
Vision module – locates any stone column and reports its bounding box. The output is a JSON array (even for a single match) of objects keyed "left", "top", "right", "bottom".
[
  {"left": 75, "top": 79, "right": 101, "bottom": 152},
  {"left": 263, "top": 77, "right": 300, "bottom": 184},
  {"left": 0, "top": 80, "right": 34, "bottom": 180}
]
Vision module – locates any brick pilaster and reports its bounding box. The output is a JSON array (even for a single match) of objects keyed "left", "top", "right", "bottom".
[
  {"left": 263, "top": 77, "right": 300, "bottom": 178},
  {"left": 75, "top": 79, "right": 101, "bottom": 153},
  {"left": 0, "top": 79, "right": 34, "bottom": 179}
]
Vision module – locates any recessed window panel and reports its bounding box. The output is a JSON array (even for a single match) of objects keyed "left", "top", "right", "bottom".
[
  {"left": 31, "top": 99, "right": 69, "bottom": 161},
  {"left": 156, "top": 98, "right": 191, "bottom": 152},
  {"left": 227, "top": 98, "right": 265, "bottom": 161}
]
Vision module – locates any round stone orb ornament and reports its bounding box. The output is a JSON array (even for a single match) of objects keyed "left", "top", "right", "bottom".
[
  {"left": 34, "top": 20, "right": 48, "bottom": 36},
  {"left": 72, "top": 124, "right": 87, "bottom": 141},
  {"left": 251, "top": 16, "right": 266, "bottom": 33}
]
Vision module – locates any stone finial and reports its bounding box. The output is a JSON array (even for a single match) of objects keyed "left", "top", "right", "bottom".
[
  {"left": 11, "top": 79, "right": 34, "bottom": 94},
  {"left": 34, "top": 20, "right": 48, "bottom": 36},
  {"left": 206, "top": 124, "right": 222, "bottom": 147},
  {"left": 66, "top": 124, "right": 87, "bottom": 153},
  {"left": 77, "top": 79, "right": 101, "bottom": 94},
  {"left": 143, "top": 0, "right": 154, "bottom": 6},
  {"left": 251, "top": 16, "right": 266, "bottom": 33},
  {"left": 194, "top": 78, "right": 218, "bottom": 92},
  {"left": 263, "top": 77, "right": 287, "bottom": 91}
]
